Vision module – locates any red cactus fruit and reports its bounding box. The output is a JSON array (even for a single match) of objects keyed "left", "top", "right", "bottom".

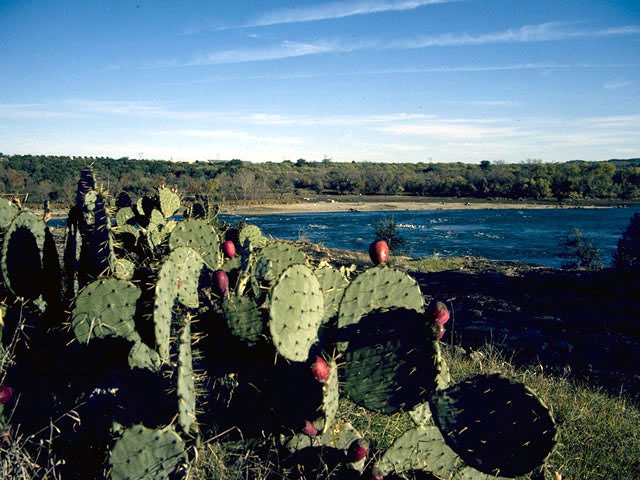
[
  {"left": 369, "top": 240, "right": 390, "bottom": 265},
  {"left": 213, "top": 270, "right": 229, "bottom": 297},
  {"left": 348, "top": 438, "right": 370, "bottom": 462},
  {"left": 302, "top": 420, "right": 319, "bottom": 437},
  {"left": 0, "top": 386, "right": 13, "bottom": 404},
  {"left": 310, "top": 356, "right": 330, "bottom": 383},
  {"left": 222, "top": 240, "right": 236, "bottom": 259},
  {"left": 428, "top": 300, "right": 450, "bottom": 326}
]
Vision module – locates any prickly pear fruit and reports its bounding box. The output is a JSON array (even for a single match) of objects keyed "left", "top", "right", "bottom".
[
  {"left": 369, "top": 240, "right": 389, "bottom": 265},
  {"left": 0, "top": 386, "right": 13, "bottom": 404},
  {"left": 427, "top": 300, "right": 450, "bottom": 326},
  {"left": 214, "top": 270, "right": 229, "bottom": 297},
  {"left": 302, "top": 420, "right": 319, "bottom": 437},
  {"left": 222, "top": 240, "right": 236, "bottom": 259},
  {"left": 310, "top": 356, "right": 330, "bottom": 383},
  {"left": 348, "top": 438, "right": 370, "bottom": 462}
]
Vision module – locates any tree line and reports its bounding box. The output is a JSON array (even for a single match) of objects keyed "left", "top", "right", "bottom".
[{"left": 0, "top": 154, "right": 638, "bottom": 205}]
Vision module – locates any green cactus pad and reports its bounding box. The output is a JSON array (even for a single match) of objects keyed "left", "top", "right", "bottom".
[
  {"left": 410, "top": 360, "right": 450, "bottom": 426},
  {"left": 128, "top": 341, "right": 161, "bottom": 371},
  {"left": 1, "top": 211, "right": 47, "bottom": 299},
  {"left": 169, "top": 218, "right": 221, "bottom": 270},
  {"left": 315, "top": 266, "right": 349, "bottom": 323},
  {"left": 238, "top": 224, "right": 267, "bottom": 249},
  {"left": 337, "top": 266, "right": 424, "bottom": 331},
  {"left": 429, "top": 374, "right": 557, "bottom": 478},
  {"left": 222, "top": 295, "right": 264, "bottom": 346},
  {"left": 0, "top": 198, "right": 19, "bottom": 229},
  {"left": 109, "top": 424, "right": 186, "bottom": 480},
  {"left": 114, "top": 258, "right": 135, "bottom": 281},
  {"left": 149, "top": 209, "right": 165, "bottom": 228},
  {"left": 89, "top": 192, "right": 116, "bottom": 277},
  {"left": 115, "top": 207, "right": 135, "bottom": 228},
  {"left": 257, "top": 241, "right": 307, "bottom": 278},
  {"left": 157, "top": 187, "right": 180, "bottom": 219},
  {"left": 376, "top": 426, "right": 460, "bottom": 478},
  {"left": 154, "top": 247, "right": 203, "bottom": 361},
  {"left": 177, "top": 314, "right": 196, "bottom": 434},
  {"left": 269, "top": 264, "right": 324, "bottom": 362},
  {"left": 72, "top": 278, "right": 141, "bottom": 345},
  {"left": 320, "top": 360, "right": 339, "bottom": 435},
  {"left": 342, "top": 308, "right": 443, "bottom": 414}
]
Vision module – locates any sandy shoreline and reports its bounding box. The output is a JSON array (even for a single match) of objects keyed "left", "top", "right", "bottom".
[{"left": 220, "top": 199, "right": 611, "bottom": 216}]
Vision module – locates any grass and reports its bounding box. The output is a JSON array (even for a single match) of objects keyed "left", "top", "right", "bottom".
[
  {"left": 397, "top": 255, "right": 470, "bottom": 272},
  {"left": 190, "top": 343, "right": 640, "bottom": 480}
]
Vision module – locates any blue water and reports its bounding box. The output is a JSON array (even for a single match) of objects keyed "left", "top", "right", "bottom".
[{"left": 220, "top": 207, "right": 640, "bottom": 268}]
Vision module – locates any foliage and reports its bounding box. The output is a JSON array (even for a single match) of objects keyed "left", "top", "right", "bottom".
[
  {"left": 1, "top": 154, "right": 639, "bottom": 205},
  {"left": 561, "top": 227, "right": 603, "bottom": 270},
  {"left": 612, "top": 213, "right": 640, "bottom": 272},
  {"left": 372, "top": 216, "right": 407, "bottom": 252}
]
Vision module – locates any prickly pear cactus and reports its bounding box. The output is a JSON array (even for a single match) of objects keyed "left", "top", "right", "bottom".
[
  {"left": 337, "top": 267, "right": 424, "bottom": 331},
  {"left": 222, "top": 294, "right": 264, "bottom": 346},
  {"left": 177, "top": 314, "right": 196, "bottom": 434},
  {"left": 375, "top": 426, "right": 460, "bottom": 478},
  {"left": 0, "top": 197, "right": 19, "bottom": 229},
  {"left": 269, "top": 264, "right": 324, "bottom": 362},
  {"left": 320, "top": 359, "right": 339, "bottom": 435},
  {"left": 341, "top": 308, "right": 444, "bottom": 414},
  {"left": 108, "top": 424, "right": 186, "bottom": 480},
  {"left": 71, "top": 278, "right": 141, "bottom": 345},
  {"left": 429, "top": 374, "right": 557, "bottom": 478},
  {"left": 169, "top": 218, "right": 221, "bottom": 270},
  {"left": 237, "top": 223, "right": 267, "bottom": 249},
  {"left": 1, "top": 211, "right": 47, "bottom": 300},
  {"left": 154, "top": 247, "right": 203, "bottom": 362},
  {"left": 157, "top": 186, "right": 180, "bottom": 219},
  {"left": 314, "top": 265, "right": 349, "bottom": 323}
]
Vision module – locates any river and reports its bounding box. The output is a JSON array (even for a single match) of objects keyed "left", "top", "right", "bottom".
[{"left": 221, "top": 207, "right": 640, "bottom": 268}]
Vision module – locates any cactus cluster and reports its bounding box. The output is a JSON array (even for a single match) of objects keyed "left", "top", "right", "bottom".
[{"left": 0, "top": 168, "right": 557, "bottom": 480}]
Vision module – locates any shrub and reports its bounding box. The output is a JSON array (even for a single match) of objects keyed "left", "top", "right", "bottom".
[
  {"left": 561, "top": 227, "right": 603, "bottom": 270},
  {"left": 372, "top": 216, "right": 406, "bottom": 252},
  {"left": 612, "top": 213, "right": 640, "bottom": 271}
]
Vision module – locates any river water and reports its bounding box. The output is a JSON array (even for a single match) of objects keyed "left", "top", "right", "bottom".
[{"left": 221, "top": 207, "right": 640, "bottom": 268}]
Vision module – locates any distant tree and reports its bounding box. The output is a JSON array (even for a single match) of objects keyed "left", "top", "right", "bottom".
[
  {"left": 612, "top": 213, "right": 640, "bottom": 272},
  {"left": 561, "top": 228, "right": 603, "bottom": 270},
  {"left": 373, "top": 216, "right": 407, "bottom": 253}
]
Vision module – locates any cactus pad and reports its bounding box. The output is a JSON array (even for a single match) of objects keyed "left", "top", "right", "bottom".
[
  {"left": 154, "top": 247, "right": 203, "bottom": 361},
  {"left": 238, "top": 224, "right": 267, "bottom": 249},
  {"left": 320, "top": 360, "right": 339, "bottom": 435},
  {"left": 109, "top": 424, "right": 186, "bottom": 480},
  {"left": 315, "top": 265, "right": 349, "bottom": 323},
  {"left": 128, "top": 341, "right": 161, "bottom": 371},
  {"left": 337, "top": 267, "right": 424, "bottom": 331},
  {"left": 375, "top": 426, "right": 460, "bottom": 478},
  {"left": 269, "top": 264, "right": 324, "bottom": 362},
  {"left": 169, "top": 218, "right": 221, "bottom": 270},
  {"left": 1, "top": 211, "right": 47, "bottom": 299},
  {"left": 342, "top": 308, "right": 444, "bottom": 414},
  {"left": 177, "top": 314, "right": 196, "bottom": 434},
  {"left": 222, "top": 295, "right": 264, "bottom": 346},
  {"left": 0, "top": 198, "right": 19, "bottom": 229},
  {"left": 429, "top": 373, "right": 557, "bottom": 477},
  {"left": 72, "top": 278, "right": 141, "bottom": 345},
  {"left": 157, "top": 187, "right": 180, "bottom": 219}
]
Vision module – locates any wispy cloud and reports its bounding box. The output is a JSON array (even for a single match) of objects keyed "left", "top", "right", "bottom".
[
  {"left": 0, "top": 103, "right": 81, "bottom": 119},
  {"left": 184, "top": 39, "right": 364, "bottom": 66},
  {"left": 171, "top": 22, "right": 640, "bottom": 67},
  {"left": 195, "top": 0, "right": 454, "bottom": 32},
  {"left": 390, "top": 22, "right": 640, "bottom": 49},
  {"left": 604, "top": 79, "right": 632, "bottom": 89}
]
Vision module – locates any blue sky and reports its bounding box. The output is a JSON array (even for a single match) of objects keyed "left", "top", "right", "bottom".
[{"left": 1, "top": 0, "right": 639, "bottom": 163}]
